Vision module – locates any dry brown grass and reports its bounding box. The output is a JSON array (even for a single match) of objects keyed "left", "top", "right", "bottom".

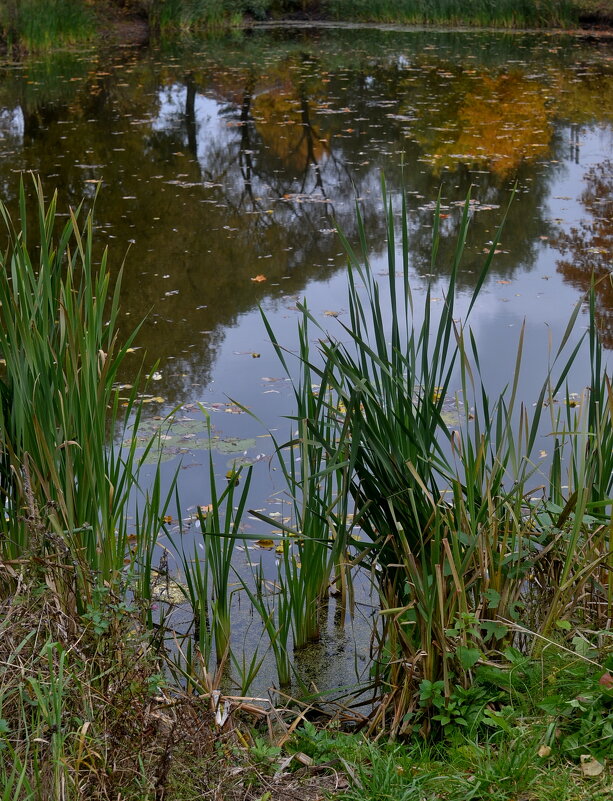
[{"left": 0, "top": 562, "right": 348, "bottom": 800}]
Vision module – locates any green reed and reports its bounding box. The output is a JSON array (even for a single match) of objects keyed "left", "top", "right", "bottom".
[
  {"left": 0, "top": 0, "right": 94, "bottom": 50},
  {"left": 323, "top": 0, "right": 578, "bottom": 27},
  {"left": 0, "top": 178, "right": 169, "bottom": 618},
  {"left": 268, "top": 179, "right": 612, "bottom": 733},
  {"left": 152, "top": 0, "right": 271, "bottom": 31},
  {"left": 171, "top": 419, "right": 252, "bottom": 676},
  {"left": 240, "top": 558, "right": 293, "bottom": 687},
  {"left": 251, "top": 301, "right": 355, "bottom": 655}
]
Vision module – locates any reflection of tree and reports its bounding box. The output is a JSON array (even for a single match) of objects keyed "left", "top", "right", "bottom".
[
  {"left": 184, "top": 71, "right": 197, "bottom": 156},
  {"left": 553, "top": 160, "right": 613, "bottom": 348},
  {"left": 399, "top": 64, "right": 553, "bottom": 178},
  {"left": 1, "top": 28, "right": 611, "bottom": 403}
]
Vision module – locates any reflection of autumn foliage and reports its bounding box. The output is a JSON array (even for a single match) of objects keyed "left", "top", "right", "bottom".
[
  {"left": 253, "top": 89, "right": 329, "bottom": 168},
  {"left": 549, "top": 67, "right": 613, "bottom": 126},
  {"left": 553, "top": 160, "right": 613, "bottom": 348},
  {"left": 418, "top": 71, "right": 552, "bottom": 176}
]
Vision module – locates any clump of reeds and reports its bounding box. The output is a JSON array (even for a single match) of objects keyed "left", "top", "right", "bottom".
[
  {"left": 324, "top": 0, "right": 579, "bottom": 27},
  {"left": 151, "top": 0, "right": 272, "bottom": 33},
  {"left": 0, "top": 176, "right": 174, "bottom": 622},
  {"left": 0, "top": 177, "right": 182, "bottom": 795},
  {"left": 0, "top": 0, "right": 94, "bottom": 51},
  {"left": 262, "top": 179, "right": 612, "bottom": 734}
]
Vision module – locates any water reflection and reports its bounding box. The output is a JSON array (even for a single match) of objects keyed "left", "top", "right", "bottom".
[
  {"left": 0, "top": 27, "right": 611, "bottom": 407},
  {"left": 553, "top": 159, "right": 613, "bottom": 348}
]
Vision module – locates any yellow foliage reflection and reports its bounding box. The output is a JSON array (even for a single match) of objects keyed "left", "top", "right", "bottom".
[
  {"left": 253, "top": 86, "right": 329, "bottom": 170},
  {"left": 416, "top": 71, "right": 552, "bottom": 177}
]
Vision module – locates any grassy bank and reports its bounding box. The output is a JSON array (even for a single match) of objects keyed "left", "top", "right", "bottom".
[
  {"left": 2, "top": 1, "right": 611, "bottom": 52},
  {"left": 0, "top": 0, "right": 95, "bottom": 51},
  {"left": 148, "top": 0, "right": 613, "bottom": 33},
  {"left": 0, "top": 179, "right": 611, "bottom": 797},
  {"left": 147, "top": 0, "right": 612, "bottom": 32}
]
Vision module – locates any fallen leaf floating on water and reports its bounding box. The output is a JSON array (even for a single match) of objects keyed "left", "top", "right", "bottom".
[
  {"left": 226, "top": 469, "right": 240, "bottom": 484},
  {"left": 251, "top": 274, "right": 267, "bottom": 283},
  {"left": 255, "top": 539, "right": 275, "bottom": 549}
]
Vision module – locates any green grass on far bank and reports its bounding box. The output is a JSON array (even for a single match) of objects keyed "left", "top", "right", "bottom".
[
  {"left": 148, "top": 0, "right": 612, "bottom": 33},
  {"left": 2, "top": 0, "right": 611, "bottom": 52},
  {"left": 324, "top": 0, "right": 579, "bottom": 28},
  {"left": 0, "top": 0, "right": 95, "bottom": 50}
]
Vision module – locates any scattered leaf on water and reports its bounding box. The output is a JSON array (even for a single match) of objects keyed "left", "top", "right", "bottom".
[
  {"left": 251, "top": 274, "right": 267, "bottom": 282},
  {"left": 256, "top": 539, "right": 275, "bottom": 549},
  {"left": 152, "top": 579, "right": 188, "bottom": 604},
  {"left": 226, "top": 469, "right": 240, "bottom": 484}
]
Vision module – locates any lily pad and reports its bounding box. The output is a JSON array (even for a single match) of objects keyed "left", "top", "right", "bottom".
[{"left": 122, "top": 417, "right": 256, "bottom": 465}]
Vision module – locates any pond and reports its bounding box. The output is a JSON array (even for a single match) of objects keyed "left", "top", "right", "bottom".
[{"left": 1, "top": 23, "right": 611, "bottom": 695}]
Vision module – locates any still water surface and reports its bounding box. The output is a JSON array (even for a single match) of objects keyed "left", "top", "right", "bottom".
[{"left": 1, "top": 24, "right": 611, "bottom": 689}]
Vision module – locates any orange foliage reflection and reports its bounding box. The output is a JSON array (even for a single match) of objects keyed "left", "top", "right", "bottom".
[
  {"left": 416, "top": 71, "right": 552, "bottom": 177},
  {"left": 253, "top": 88, "right": 329, "bottom": 169}
]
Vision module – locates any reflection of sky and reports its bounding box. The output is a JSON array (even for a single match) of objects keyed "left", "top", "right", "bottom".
[
  {"left": 141, "top": 91, "right": 612, "bottom": 483},
  {"left": 0, "top": 106, "right": 24, "bottom": 143},
  {"left": 1, "top": 31, "right": 611, "bottom": 523},
  {"left": 153, "top": 86, "right": 227, "bottom": 158},
  {"left": 544, "top": 124, "right": 613, "bottom": 226},
  {"left": 195, "top": 121, "right": 611, "bottom": 466}
]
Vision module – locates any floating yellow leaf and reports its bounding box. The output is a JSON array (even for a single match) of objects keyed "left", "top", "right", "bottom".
[
  {"left": 225, "top": 469, "right": 240, "bottom": 484},
  {"left": 256, "top": 539, "right": 275, "bottom": 549},
  {"left": 251, "top": 274, "right": 267, "bottom": 283}
]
